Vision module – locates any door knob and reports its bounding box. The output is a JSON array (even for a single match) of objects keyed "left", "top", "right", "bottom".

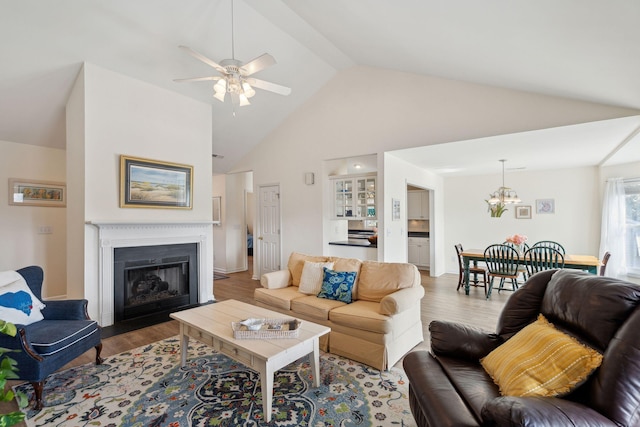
[{"left": 258, "top": 236, "right": 263, "bottom": 240}]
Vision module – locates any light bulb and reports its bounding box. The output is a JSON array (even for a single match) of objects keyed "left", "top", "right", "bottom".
[
  {"left": 242, "top": 82, "right": 256, "bottom": 98},
  {"left": 213, "top": 91, "right": 226, "bottom": 102},
  {"left": 239, "top": 94, "right": 250, "bottom": 106},
  {"left": 214, "top": 79, "right": 227, "bottom": 93}
]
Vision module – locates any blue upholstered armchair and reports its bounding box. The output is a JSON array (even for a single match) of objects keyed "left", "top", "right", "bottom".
[{"left": 2, "top": 266, "right": 103, "bottom": 409}]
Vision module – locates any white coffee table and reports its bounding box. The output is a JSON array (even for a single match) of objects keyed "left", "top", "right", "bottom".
[{"left": 170, "top": 299, "right": 330, "bottom": 422}]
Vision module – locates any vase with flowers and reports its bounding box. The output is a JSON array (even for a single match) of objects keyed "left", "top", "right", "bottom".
[{"left": 506, "top": 234, "right": 528, "bottom": 255}]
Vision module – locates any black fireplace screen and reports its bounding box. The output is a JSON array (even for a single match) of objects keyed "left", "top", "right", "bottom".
[
  {"left": 125, "top": 262, "right": 187, "bottom": 308},
  {"left": 114, "top": 243, "right": 198, "bottom": 322}
]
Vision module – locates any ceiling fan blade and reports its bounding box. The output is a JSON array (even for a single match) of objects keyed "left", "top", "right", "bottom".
[
  {"left": 173, "top": 76, "right": 222, "bottom": 83},
  {"left": 178, "top": 45, "right": 226, "bottom": 74},
  {"left": 240, "top": 53, "right": 276, "bottom": 76},
  {"left": 246, "top": 78, "right": 292, "bottom": 96}
]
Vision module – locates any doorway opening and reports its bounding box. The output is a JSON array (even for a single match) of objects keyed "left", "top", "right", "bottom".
[{"left": 407, "top": 184, "right": 433, "bottom": 272}]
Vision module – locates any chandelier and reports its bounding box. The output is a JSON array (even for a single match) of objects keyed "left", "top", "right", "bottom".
[{"left": 486, "top": 159, "right": 520, "bottom": 215}]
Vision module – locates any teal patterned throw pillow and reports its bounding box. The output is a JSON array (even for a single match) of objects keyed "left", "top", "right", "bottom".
[{"left": 317, "top": 268, "right": 357, "bottom": 303}]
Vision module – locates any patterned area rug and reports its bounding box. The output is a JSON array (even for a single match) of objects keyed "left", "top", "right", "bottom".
[{"left": 15, "top": 336, "right": 416, "bottom": 427}]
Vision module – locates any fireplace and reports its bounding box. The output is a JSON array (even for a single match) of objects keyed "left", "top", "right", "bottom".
[{"left": 113, "top": 243, "right": 198, "bottom": 322}]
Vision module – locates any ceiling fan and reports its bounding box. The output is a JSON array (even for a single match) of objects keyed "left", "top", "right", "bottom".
[{"left": 174, "top": 0, "right": 291, "bottom": 107}]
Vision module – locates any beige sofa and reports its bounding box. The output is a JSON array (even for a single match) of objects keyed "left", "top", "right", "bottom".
[{"left": 254, "top": 252, "right": 425, "bottom": 370}]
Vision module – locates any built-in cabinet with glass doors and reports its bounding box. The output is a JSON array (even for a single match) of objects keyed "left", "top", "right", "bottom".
[{"left": 333, "top": 175, "right": 376, "bottom": 219}]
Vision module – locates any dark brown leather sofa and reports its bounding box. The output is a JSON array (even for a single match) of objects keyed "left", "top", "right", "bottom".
[{"left": 403, "top": 269, "right": 640, "bottom": 426}]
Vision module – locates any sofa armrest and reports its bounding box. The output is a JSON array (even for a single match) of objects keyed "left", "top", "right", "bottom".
[
  {"left": 403, "top": 351, "right": 479, "bottom": 427},
  {"left": 260, "top": 270, "right": 291, "bottom": 289},
  {"left": 482, "top": 396, "right": 617, "bottom": 426},
  {"left": 379, "top": 286, "right": 425, "bottom": 315},
  {"left": 42, "top": 299, "right": 90, "bottom": 320},
  {"left": 430, "top": 320, "right": 503, "bottom": 361}
]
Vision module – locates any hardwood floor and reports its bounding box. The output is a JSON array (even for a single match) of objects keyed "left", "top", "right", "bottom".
[
  {"left": 3, "top": 260, "right": 513, "bottom": 421},
  {"left": 66, "top": 261, "right": 512, "bottom": 369}
]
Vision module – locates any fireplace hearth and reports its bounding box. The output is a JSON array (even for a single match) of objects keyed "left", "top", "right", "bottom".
[{"left": 114, "top": 243, "right": 198, "bottom": 323}]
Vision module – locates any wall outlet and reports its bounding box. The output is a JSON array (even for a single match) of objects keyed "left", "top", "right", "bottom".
[{"left": 38, "top": 226, "right": 53, "bottom": 234}]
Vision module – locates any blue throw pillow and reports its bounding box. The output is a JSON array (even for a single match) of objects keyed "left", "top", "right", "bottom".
[{"left": 317, "top": 268, "right": 357, "bottom": 303}]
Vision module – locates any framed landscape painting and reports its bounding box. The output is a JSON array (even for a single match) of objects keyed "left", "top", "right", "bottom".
[
  {"left": 8, "top": 178, "right": 66, "bottom": 207},
  {"left": 120, "top": 155, "right": 193, "bottom": 209}
]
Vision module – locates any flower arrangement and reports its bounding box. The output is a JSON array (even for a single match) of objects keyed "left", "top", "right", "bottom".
[
  {"left": 506, "top": 234, "right": 528, "bottom": 245},
  {"left": 485, "top": 200, "right": 507, "bottom": 217}
]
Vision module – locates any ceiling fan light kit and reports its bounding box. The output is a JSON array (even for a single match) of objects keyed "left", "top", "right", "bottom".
[{"left": 174, "top": 0, "right": 290, "bottom": 109}]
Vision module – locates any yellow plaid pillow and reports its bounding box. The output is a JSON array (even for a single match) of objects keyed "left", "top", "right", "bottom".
[{"left": 481, "top": 314, "right": 603, "bottom": 397}]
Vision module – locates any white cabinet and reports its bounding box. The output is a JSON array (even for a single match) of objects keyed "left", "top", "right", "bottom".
[
  {"left": 408, "top": 237, "right": 430, "bottom": 268},
  {"left": 408, "top": 190, "right": 429, "bottom": 219},
  {"left": 333, "top": 175, "right": 376, "bottom": 219}
]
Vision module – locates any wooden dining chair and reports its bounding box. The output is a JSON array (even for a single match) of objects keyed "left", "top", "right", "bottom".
[
  {"left": 484, "top": 244, "right": 520, "bottom": 299},
  {"left": 600, "top": 251, "right": 611, "bottom": 276},
  {"left": 503, "top": 241, "right": 529, "bottom": 282},
  {"left": 531, "top": 240, "right": 565, "bottom": 255},
  {"left": 524, "top": 246, "right": 565, "bottom": 278},
  {"left": 455, "top": 243, "right": 487, "bottom": 294}
]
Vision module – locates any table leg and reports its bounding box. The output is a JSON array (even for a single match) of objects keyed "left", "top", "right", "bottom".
[
  {"left": 309, "top": 338, "right": 321, "bottom": 387},
  {"left": 463, "top": 257, "right": 471, "bottom": 295},
  {"left": 179, "top": 323, "right": 188, "bottom": 366},
  {"left": 259, "top": 362, "right": 274, "bottom": 422}
]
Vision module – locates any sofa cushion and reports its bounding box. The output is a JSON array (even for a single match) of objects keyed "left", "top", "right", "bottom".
[
  {"left": 287, "top": 253, "right": 330, "bottom": 287},
  {"left": 254, "top": 286, "right": 305, "bottom": 311},
  {"left": 290, "top": 295, "right": 346, "bottom": 321},
  {"left": 317, "top": 268, "right": 357, "bottom": 303},
  {"left": 481, "top": 314, "right": 603, "bottom": 397},
  {"left": 0, "top": 271, "right": 46, "bottom": 326},
  {"left": 358, "top": 261, "right": 419, "bottom": 302},
  {"left": 330, "top": 257, "right": 362, "bottom": 300},
  {"left": 329, "top": 300, "right": 393, "bottom": 334},
  {"left": 298, "top": 261, "right": 334, "bottom": 295},
  {"left": 540, "top": 269, "right": 640, "bottom": 351}
]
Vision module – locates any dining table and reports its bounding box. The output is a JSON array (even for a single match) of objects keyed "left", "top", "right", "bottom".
[{"left": 460, "top": 248, "right": 601, "bottom": 295}]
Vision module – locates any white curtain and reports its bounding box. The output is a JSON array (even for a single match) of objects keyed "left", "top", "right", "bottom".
[{"left": 599, "top": 178, "right": 626, "bottom": 277}]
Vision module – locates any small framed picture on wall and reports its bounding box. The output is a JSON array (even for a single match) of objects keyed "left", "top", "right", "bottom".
[
  {"left": 536, "top": 199, "right": 555, "bottom": 214},
  {"left": 392, "top": 198, "right": 401, "bottom": 221},
  {"left": 515, "top": 205, "right": 532, "bottom": 219}
]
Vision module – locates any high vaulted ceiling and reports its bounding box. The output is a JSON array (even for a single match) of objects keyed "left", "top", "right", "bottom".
[{"left": 1, "top": 0, "right": 639, "bottom": 174}]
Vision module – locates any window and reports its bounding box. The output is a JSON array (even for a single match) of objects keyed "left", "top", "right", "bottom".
[{"left": 624, "top": 179, "right": 640, "bottom": 276}]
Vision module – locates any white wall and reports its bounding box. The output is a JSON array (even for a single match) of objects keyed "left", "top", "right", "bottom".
[
  {"left": 0, "top": 141, "right": 67, "bottom": 297},
  {"left": 443, "top": 166, "right": 600, "bottom": 273},
  {"left": 66, "top": 63, "right": 213, "bottom": 317},
  {"left": 212, "top": 171, "right": 252, "bottom": 273},
  {"left": 383, "top": 154, "right": 444, "bottom": 274},
  {"left": 600, "top": 161, "right": 640, "bottom": 183},
  {"left": 212, "top": 175, "right": 226, "bottom": 272},
  {"left": 231, "top": 66, "right": 637, "bottom": 263}
]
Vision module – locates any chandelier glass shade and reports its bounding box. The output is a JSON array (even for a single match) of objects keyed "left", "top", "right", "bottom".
[{"left": 487, "top": 159, "right": 521, "bottom": 206}]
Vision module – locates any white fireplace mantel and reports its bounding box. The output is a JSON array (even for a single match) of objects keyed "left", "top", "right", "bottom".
[{"left": 86, "top": 221, "right": 214, "bottom": 326}]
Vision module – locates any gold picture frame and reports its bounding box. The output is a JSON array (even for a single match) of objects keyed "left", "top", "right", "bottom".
[
  {"left": 120, "top": 155, "right": 193, "bottom": 209},
  {"left": 8, "top": 178, "right": 66, "bottom": 207}
]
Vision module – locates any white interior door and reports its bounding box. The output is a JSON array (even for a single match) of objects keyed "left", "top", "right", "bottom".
[{"left": 257, "top": 184, "right": 281, "bottom": 277}]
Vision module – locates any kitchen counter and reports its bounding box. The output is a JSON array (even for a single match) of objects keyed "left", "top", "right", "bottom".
[
  {"left": 408, "top": 232, "right": 429, "bottom": 238},
  {"left": 329, "top": 239, "right": 377, "bottom": 248}
]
